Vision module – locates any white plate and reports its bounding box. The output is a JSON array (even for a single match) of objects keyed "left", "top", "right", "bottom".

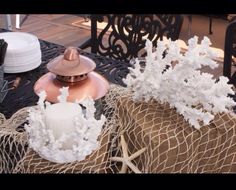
[
  {"left": 0, "top": 32, "right": 42, "bottom": 73},
  {"left": 0, "top": 32, "right": 39, "bottom": 52},
  {"left": 4, "top": 52, "right": 42, "bottom": 66},
  {"left": 4, "top": 57, "right": 41, "bottom": 68},
  {"left": 4, "top": 59, "right": 41, "bottom": 73}
]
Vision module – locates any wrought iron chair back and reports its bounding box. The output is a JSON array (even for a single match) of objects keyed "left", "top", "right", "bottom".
[
  {"left": 81, "top": 14, "right": 183, "bottom": 62},
  {"left": 223, "top": 20, "right": 236, "bottom": 86}
]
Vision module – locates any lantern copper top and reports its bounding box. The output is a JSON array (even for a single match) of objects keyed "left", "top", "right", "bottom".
[{"left": 47, "top": 47, "right": 96, "bottom": 76}]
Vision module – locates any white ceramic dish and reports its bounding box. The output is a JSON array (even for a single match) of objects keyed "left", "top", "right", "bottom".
[{"left": 0, "top": 32, "right": 42, "bottom": 73}]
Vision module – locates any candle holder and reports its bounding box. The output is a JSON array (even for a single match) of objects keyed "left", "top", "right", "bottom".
[{"left": 34, "top": 47, "right": 109, "bottom": 103}]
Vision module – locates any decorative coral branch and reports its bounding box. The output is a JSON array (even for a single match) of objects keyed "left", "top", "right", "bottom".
[{"left": 124, "top": 36, "right": 236, "bottom": 129}]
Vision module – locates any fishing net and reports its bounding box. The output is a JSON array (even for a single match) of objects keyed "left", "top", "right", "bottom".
[{"left": 1, "top": 85, "right": 236, "bottom": 173}]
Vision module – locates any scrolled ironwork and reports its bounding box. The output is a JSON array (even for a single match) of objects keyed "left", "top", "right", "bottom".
[{"left": 90, "top": 14, "right": 183, "bottom": 62}]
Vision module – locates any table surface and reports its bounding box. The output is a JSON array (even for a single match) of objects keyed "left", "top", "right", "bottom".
[
  {"left": 0, "top": 28, "right": 131, "bottom": 119},
  {"left": 0, "top": 28, "right": 236, "bottom": 119}
]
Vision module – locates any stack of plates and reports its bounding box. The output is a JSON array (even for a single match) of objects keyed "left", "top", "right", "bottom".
[{"left": 0, "top": 32, "right": 41, "bottom": 73}]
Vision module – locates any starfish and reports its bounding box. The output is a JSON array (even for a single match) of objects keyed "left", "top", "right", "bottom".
[{"left": 110, "top": 134, "right": 146, "bottom": 173}]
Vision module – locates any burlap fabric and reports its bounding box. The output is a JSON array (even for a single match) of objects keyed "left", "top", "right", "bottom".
[
  {"left": 1, "top": 85, "right": 236, "bottom": 173},
  {"left": 114, "top": 87, "right": 236, "bottom": 173}
]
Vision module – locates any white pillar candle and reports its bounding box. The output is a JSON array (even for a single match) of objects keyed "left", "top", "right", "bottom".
[{"left": 45, "top": 102, "right": 80, "bottom": 149}]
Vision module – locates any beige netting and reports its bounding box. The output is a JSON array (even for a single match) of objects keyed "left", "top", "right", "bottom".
[
  {"left": 1, "top": 85, "right": 236, "bottom": 173},
  {"left": 113, "top": 87, "right": 236, "bottom": 173},
  {"left": 0, "top": 107, "right": 29, "bottom": 173}
]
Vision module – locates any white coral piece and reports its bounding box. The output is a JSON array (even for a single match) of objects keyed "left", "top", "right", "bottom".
[
  {"left": 124, "top": 36, "right": 236, "bottom": 129},
  {"left": 57, "top": 86, "right": 69, "bottom": 103},
  {"left": 25, "top": 88, "right": 106, "bottom": 163}
]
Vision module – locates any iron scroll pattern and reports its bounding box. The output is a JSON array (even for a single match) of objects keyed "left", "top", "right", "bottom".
[
  {"left": 91, "top": 14, "right": 183, "bottom": 62},
  {"left": 0, "top": 29, "right": 130, "bottom": 119}
]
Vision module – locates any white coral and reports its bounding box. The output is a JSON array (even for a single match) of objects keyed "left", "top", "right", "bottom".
[
  {"left": 57, "top": 86, "right": 69, "bottom": 103},
  {"left": 25, "top": 88, "right": 106, "bottom": 163},
  {"left": 124, "top": 36, "right": 236, "bottom": 129}
]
